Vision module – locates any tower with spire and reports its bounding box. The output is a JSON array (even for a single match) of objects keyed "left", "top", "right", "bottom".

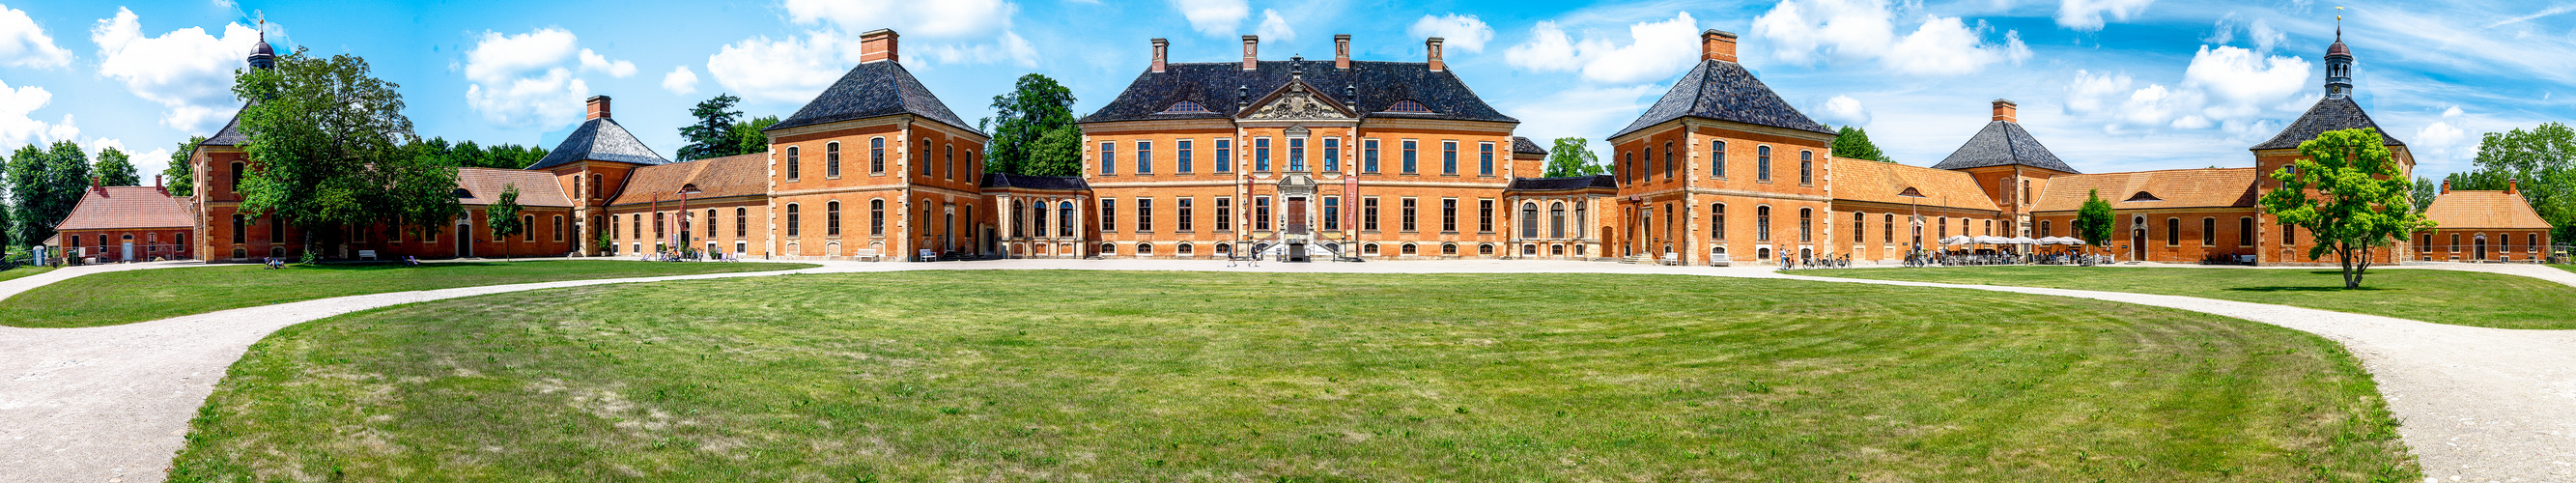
[
  {"left": 2323, "top": 23, "right": 2353, "bottom": 99},
  {"left": 247, "top": 17, "right": 275, "bottom": 70}
]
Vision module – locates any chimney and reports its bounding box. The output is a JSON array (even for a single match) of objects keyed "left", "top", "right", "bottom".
[
  {"left": 1701, "top": 29, "right": 1739, "bottom": 63},
  {"left": 1991, "top": 99, "right": 2018, "bottom": 123},
  {"left": 1426, "top": 37, "right": 1445, "bottom": 71},
  {"left": 155, "top": 175, "right": 163, "bottom": 193},
  {"left": 1334, "top": 34, "right": 1351, "bottom": 70},
  {"left": 860, "top": 29, "right": 899, "bottom": 64},
  {"left": 92, "top": 176, "right": 101, "bottom": 192},
  {"left": 585, "top": 96, "right": 611, "bottom": 120},
  {"left": 2508, "top": 178, "right": 2519, "bottom": 195},
  {"left": 1242, "top": 35, "right": 1259, "bottom": 71},
  {"left": 1150, "top": 38, "right": 1169, "bottom": 73},
  {"left": 2441, "top": 179, "right": 2451, "bottom": 194}
]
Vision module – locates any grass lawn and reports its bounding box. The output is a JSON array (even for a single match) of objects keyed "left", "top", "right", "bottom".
[
  {"left": 1805, "top": 266, "right": 2576, "bottom": 329},
  {"left": 0, "top": 265, "right": 53, "bottom": 284},
  {"left": 0, "top": 260, "right": 812, "bottom": 328},
  {"left": 172, "top": 271, "right": 2415, "bottom": 481}
]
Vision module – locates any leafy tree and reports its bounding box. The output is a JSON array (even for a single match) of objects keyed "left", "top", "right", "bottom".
[
  {"left": 7, "top": 145, "right": 44, "bottom": 247},
  {"left": 2075, "top": 189, "right": 2114, "bottom": 255},
  {"left": 679, "top": 94, "right": 744, "bottom": 160},
  {"left": 95, "top": 148, "right": 140, "bottom": 186},
  {"left": 1543, "top": 137, "right": 1607, "bottom": 178},
  {"left": 234, "top": 47, "right": 459, "bottom": 253},
  {"left": 732, "top": 115, "right": 778, "bottom": 156},
  {"left": 486, "top": 184, "right": 522, "bottom": 260},
  {"left": 5, "top": 141, "right": 92, "bottom": 248},
  {"left": 1830, "top": 126, "right": 1891, "bottom": 162},
  {"left": 2258, "top": 128, "right": 2432, "bottom": 289},
  {"left": 2409, "top": 176, "right": 2439, "bottom": 213},
  {"left": 980, "top": 73, "right": 1081, "bottom": 176},
  {"left": 163, "top": 136, "right": 203, "bottom": 197},
  {"left": 2466, "top": 123, "right": 2576, "bottom": 242}
]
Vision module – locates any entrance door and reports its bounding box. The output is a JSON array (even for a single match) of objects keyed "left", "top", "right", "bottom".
[
  {"left": 2130, "top": 229, "right": 2145, "bottom": 261},
  {"left": 1284, "top": 197, "right": 1309, "bottom": 234},
  {"left": 457, "top": 223, "right": 471, "bottom": 258},
  {"left": 122, "top": 241, "right": 133, "bottom": 261},
  {"left": 2476, "top": 237, "right": 2488, "bottom": 261}
]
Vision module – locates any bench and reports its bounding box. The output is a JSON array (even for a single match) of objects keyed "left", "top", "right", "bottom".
[
  {"left": 918, "top": 248, "right": 937, "bottom": 262},
  {"left": 851, "top": 248, "right": 880, "bottom": 262},
  {"left": 357, "top": 250, "right": 378, "bottom": 261}
]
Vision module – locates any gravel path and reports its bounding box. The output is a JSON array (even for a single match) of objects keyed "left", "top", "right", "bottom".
[{"left": 4, "top": 259, "right": 2570, "bottom": 482}]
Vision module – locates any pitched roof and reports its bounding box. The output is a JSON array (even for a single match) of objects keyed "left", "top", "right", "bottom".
[
  {"left": 1832, "top": 161, "right": 2000, "bottom": 212},
  {"left": 980, "top": 173, "right": 1090, "bottom": 191},
  {"left": 1931, "top": 121, "right": 2079, "bottom": 173},
  {"left": 2030, "top": 168, "right": 2259, "bottom": 212},
  {"left": 53, "top": 186, "right": 191, "bottom": 231},
  {"left": 526, "top": 117, "right": 671, "bottom": 170},
  {"left": 200, "top": 104, "right": 250, "bottom": 147},
  {"left": 455, "top": 168, "right": 573, "bottom": 208},
  {"left": 1081, "top": 60, "right": 1515, "bottom": 125},
  {"left": 1511, "top": 136, "right": 1548, "bottom": 157},
  {"left": 2251, "top": 97, "right": 2406, "bottom": 150},
  {"left": 1611, "top": 59, "right": 1833, "bottom": 140},
  {"left": 1505, "top": 175, "right": 1617, "bottom": 192},
  {"left": 768, "top": 61, "right": 982, "bottom": 136},
  {"left": 2423, "top": 190, "right": 2552, "bottom": 230},
  {"left": 607, "top": 153, "right": 771, "bottom": 207}
]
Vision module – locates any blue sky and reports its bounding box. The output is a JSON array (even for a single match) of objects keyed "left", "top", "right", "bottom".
[{"left": 2, "top": 0, "right": 2570, "bottom": 183}]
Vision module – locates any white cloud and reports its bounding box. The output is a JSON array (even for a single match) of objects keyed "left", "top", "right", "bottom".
[
  {"left": 2412, "top": 105, "right": 2472, "bottom": 167},
  {"left": 2056, "top": 0, "right": 2154, "bottom": 32},
  {"left": 1503, "top": 12, "right": 1703, "bottom": 85},
  {"left": 918, "top": 31, "right": 1038, "bottom": 68},
  {"left": 1751, "top": 0, "right": 2028, "bottom": 75},
  {"left": 2062, "top": 45, "right": 2311, "bottom": 138},
  {"left": 90, "top": 8, "right": 260, "bottom": 134},
  {"left": 0, "top": 79, "right": 77, "bottom": 149},
  {"left": 1171, "top": 0, "right": 1249, "bottom": 36},
  {"left": 662, "top": 66, "right": 699, "bottom": 95},
  {"left": 707, "top": 32, "right": 856, "bottom": 104},
  {"left": 1254, "top": 9, "right": 1294, "bottom": 43},
  {"left": 785, "top": 0, "right": 1015, "bottom": 40},
  {"left": 1815, "top": 95, "right": 1871, "bottom": 126},
  {"left": 0, "top": 5, "right": 71, "bottom": 69},
  {"left": 464, "top": 28, "right": 634, "bottom": 128},
  {"left": 2204, "top": 14, "right": 2284, "bottom": 53},
  {"left": 1408, "top": 14, "right": 1494, "bottom": 53},
  {"left": 1498, "top": 84, "right": 1663, "bottom": 159}
]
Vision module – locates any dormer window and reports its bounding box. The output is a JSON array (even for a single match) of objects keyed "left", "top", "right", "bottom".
[
  {"left": 2124, "top": 191, "right": 2163, "bottom": 202},
  {"left": 1385, "top": 99, "right": 1432, "bottom": 113},
  {"left": 453, "top": 188, "right": 473, "bottom": 198},
  {"left": 1160, "top": 100, "right": 1211, "bottom": 114}
]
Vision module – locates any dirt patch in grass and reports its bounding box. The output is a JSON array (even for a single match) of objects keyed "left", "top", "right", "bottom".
[{"left": 170, "top": 270, "right": 2416, "bottom": 481}]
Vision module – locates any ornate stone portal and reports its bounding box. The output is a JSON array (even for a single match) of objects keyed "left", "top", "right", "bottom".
[{"left": 1278, "top": 174, "right": 1317, "bottom": 262}]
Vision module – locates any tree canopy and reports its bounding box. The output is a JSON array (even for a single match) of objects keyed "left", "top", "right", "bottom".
[
  {"left": 233, "top": 47, "right": 458, "bottom": 246},
  {"left": 487, "top": 184, "right": 523, "bottom": 260},
  {"left": 1543, "top": 138, "right": 1607, "bottom": 178},
  {"left": 9, "top": 141, "right": 93, "bottom": 247},
  {"left": 678, "top": 94, "right": 745, "bottom": 160},
  {"left": 410, "top": 137, "right": 547, "bottom": 170},
  {"left": 2258, "top": 128, "right": 2431, "bottom": 289},
  {"left": 733, "top": 115, "right": 778, "bottom": 156},
  {"left": 95, "top": 148, "right": 140, "bottom": 186},
  {"left": 2075, "top": 189, "right": 2114, "bottom": 251},
  {"left": 1831, "top": 126, "right": 1892, "bottom": 162},
  {"left": 162, "top": 136, "right": 203, "bottom": 197},
  {"left": 2458, "top": 122, "right": 2575, "bottom": 242},
  {"left": 981, "top": 73, "right": 1082, "bottom": 177}
]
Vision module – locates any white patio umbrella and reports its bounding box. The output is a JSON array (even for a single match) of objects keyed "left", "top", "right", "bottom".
[
  {"left": 2009, "top": 236, "right": 2037, "bottom": 244},
  {"left": 1939, "top": 235, "right": 1973, "bottom": 245},
  {"left": 1974, "top": 235, "right": 2011, "bottom": 244}
]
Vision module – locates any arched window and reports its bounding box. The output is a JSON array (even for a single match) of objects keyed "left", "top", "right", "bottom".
[
  {"left": 654, "top": 213, "right": 666, "bottom": 238},
  {"left": 231, "top": 214, "right": 245, "bottom": 242},
  {"left": 1402, "top": 243, "right": 1418, "bottom": 255},
  {"left": 1799, "top": 151, "right": 1814, "bottom": 185},
  {"left": 1013, "top": 201, "right": 1027, "bottom": 237},
  {"left": 524, "top": 214, "right": 537, "bottom": 242},
  {"left": 590, "top": 174, "right": 602, "bottom": 199},
  {"left": 2021, "top": 180, "right": 2031, "bottom": 204},
  {"left": 828, "top": 201, "right": 843, "bottom": 236},
  {"left": 1755, "top": 206, "right": 1771, "bottom": 242},
  {"left": 2201, "top": 217, "right": 2216, "bottom": 245},
  {"left": 1711, "top": 140, "right": 1727, "bottom": 178},
  {"left": 1059, "top": 201, "right": 1075, "bottom": 237},
  {"left": 785, "top": 204, "right": 801, "bottom": 237},
  {"left": 785, "top": 146, "right": 801, "bottom": 181},
  {"left": 1853, "top": 212, "right": 1865, "bottom": 242},
  {"left": 1798, "top": 208, "right": 1813, "bottom": 242},
  {"left": 870, "top": 137, "right": 886, "bottom": 174},
  {"left": 2166, "top": 217, "right": 2180, "bottom": 245},
  {"left": 1032, "top": 201, "right": 1048, "bottom": 237},
  {"left": 1883, "top": 213, "right": 1895, "bottom": 243},
  {"left": 552, "top": 216, "right": 566, "bottom": 242},
  {"left": 1756, "top": 146, "right": 1772, "bottom": 182},
  {"left": 2040, "top": 220, "right": 2052, "bottom": 238},
  {"left": 1711, "top": 203, "right": 1726, "bottom": 240},
  {"left": 1662, "top": 142, "right": 1674, "bottom": 180},
  {"left": 1442, "top": 242, "right": 1458, "bottom": 255},
  {"left": 230, "top": 162, "right": 245, "bottom": 193},
  {"left": 705, "top": 209, "right": 717, "bottom": 238},
  {"left": 920, "top": 138, "right": 934, "bottom": 176},
  {"left": 736, "top": 208, "right": 748, "bottom": 237},
  {"left": 1519, "top": 202, "right": 1539, "bottom": 239},
  {"left": 869, "top": 199, "right": 886, "bottom": 236},
  {"left": 944, "top": 144, "right": 955, "bottom": 179},
  {"left": 1549, "top": 202, "right": 1567, "bottom": 239},
  {"left": 826, "top": 142, "right": 841, "bottom": 178}
]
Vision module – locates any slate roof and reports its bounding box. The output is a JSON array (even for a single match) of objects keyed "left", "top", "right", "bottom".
[
  {"left": 768, "top": 61, "right": 982, "bottom": 136},
  {"left": 608, "top": 153, "right": 771, "bottom": 207},
  {"left": 201, "top": 105, "right": 250, "bottom": 147},
  {"left": 980, "top": 173, "right": 1090, "bottom": 191},
  {"left": 1931, "top": 121, "right": 2080, "bottom": 173},
  {"left": 1505, "top": 175, "right": 1617, "bottom": 192},
  {"left": 526, "top": 117, "right": 671, "bottom": 170},
  {"left": 2251, "top": 97, "right": 2406, "bottom": 150},
  {"left": 1833, "top": 161, "right": 2001, "bottom": 212},
  {"left": 1511, "top": 136, "right": 1548, "bottom": 157},
  {"left": 455, "top": 168, "right": 573, "bottom": 208},
  {"left": 1081, "top": 60, "right": 1515, "bottom": 124},
  {"left": 53, "top": 186, "right": 192, "bottom": 231},
  {"left": 1611, "top": 59, "right": 1833, "bottom": 140},
  {"left": 2423, "top": 190, "right": 2551, "bottom": 230},
  {"left": 2030, "top": 168, "right": 2259, "bottom": 212}
]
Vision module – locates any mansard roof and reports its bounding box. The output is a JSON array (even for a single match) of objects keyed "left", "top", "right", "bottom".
[
  {"left": 1511, "top": 136, "right": 1548, "bottom": 157},
  {"left": 525, "top": 117, "right": 670, "bottom": 170},
  {"left": 980, "top": 173, "right": 1090, "bottom": 191},
  {"left": 769, "top": 61, "right": 982, "bottom": 137},
  {"left": 1932, "top": 121, "right": 2079, "bottom": 173},
  {"left": 1505, "top": 175, "right": 1617, "bottom": 192},
  {"left": 1082, "top": 60, "right": 1515, "bottom": 125},
  {"left": 1611, "top": 59, "right": 1832, "bottom": 140},
  {"left": 2251, "top": 97, "right": 2405, "bottom": 151}
]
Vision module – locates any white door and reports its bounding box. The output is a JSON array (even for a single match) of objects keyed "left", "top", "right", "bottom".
[{"left": 122, "top": 242, "right": 133, "bottom": 261}]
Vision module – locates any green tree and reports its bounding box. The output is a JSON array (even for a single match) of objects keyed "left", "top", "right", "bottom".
[
  {"left": 7, "top": 145, "right": 45, "bottom": 246},
  {"left": 979, "top": 73, "right": 1080, "bottom": 176},
  {"left": 2409, "top": 176, "right": 2439, "bottom": 213},
  {"left": 1543, "top": 137, "right": 1607, "bottom": 177},
  {"left": 732, "top": 116, "right": 778, "bottom": 156},
  {"left": 2466, "top": 123, "right": 2576, "bottom": 242},
  {"left": 2258, "top": 128, "right": 2432, "bottom": 289},
  {"left": 2075, "top": 189, "right": 2114, "bottom": 256},
  {"left": 7, "top": 141, "right": 91, "bottom": 248},
  {"left": 679, "top": 94, "right": 744, "bottom": 160},
  {"left": 486, "top": 184, "right": 522, "bottom": 260},
  {"left": 1830, "top": 126, "right": 1891, "bottom": 162},
  {"left": 163, "top": 136, "right": 204, "bottom": 197},
  {"left": 234, "top": 47, "right": 458, "bottom": 253},
  {"left": 95, "top": 148, "right": 140, "bottom": 186}
]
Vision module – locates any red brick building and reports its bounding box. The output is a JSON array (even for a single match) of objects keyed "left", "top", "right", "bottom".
[
  {"left": 2418, "top": 180, "right": 2553, "bottom": 262},
  {"left": 51, "top": 183, "right": 193, "bottom": 262}
]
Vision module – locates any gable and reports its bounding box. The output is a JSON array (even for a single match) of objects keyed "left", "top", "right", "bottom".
[{"left": 1238, "top": 79, "right": 1355, "bottom": 121}]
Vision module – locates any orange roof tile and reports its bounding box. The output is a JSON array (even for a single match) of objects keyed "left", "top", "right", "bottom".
[
  {"left": 2031, "top": 168, "right": 2257, "bottom": 212},
  {"left": 456, "top": 167, "right": 572, "bottom": 208},
  {"left": 2423, "top": 190, "right": 2550, "bottom": 230},
  {"left": 54, "top": 186, "right": 191, "bottom": 230},
  {"left": 1831, "top": 160, "right": 1999, "bottom": 212},
  {"left": 608, "top": 153, "right": 770, "bottom": 207}
]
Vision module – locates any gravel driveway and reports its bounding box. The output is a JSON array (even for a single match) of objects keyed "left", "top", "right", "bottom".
[{"left": 3, "top": 259, "right": 2568, "bottom": 482}]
